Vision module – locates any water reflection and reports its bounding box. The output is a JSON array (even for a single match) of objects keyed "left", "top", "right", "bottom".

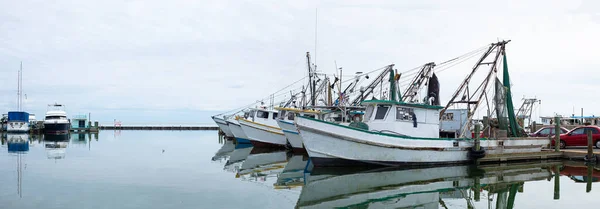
[
  {"left": 6, "top": 133, "right": 29, "bottom": 153},
  {"left": 299, "top": 162, "right": 558, "bottom": 209},
  {"left": 212, "top": 137, "right": 600, "bottom": 209},
  {"left": 1, "top": 132, "right": 99, "bottom": 199},
  {"left": 212, "top": 140, "right": 235, "bottom": 162},
  {"left": 224, "top": 143, "right": 253, "bottom": 173}
]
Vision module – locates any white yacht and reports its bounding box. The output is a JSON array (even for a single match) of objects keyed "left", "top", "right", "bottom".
[{"left": 43, "top": 103, "right": 70, "bottom": 135}]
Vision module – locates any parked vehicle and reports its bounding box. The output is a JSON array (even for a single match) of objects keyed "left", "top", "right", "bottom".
[
  {"left": 529, "top": 126, "right": 569, "bottom": 137},
  {"left": 552, "top": 126, "right": 600, "bottom": 149}
]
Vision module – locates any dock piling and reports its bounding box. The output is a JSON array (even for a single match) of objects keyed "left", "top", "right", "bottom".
[
  {"left": 553, "top": 165, "right": 560, "bottom": 200},
  {"left": 587, "top": 163, "right": 594, "bottom": 193},
  {"left": 554, "top": 116, "right": 560, "bottom": 152},
  {"left": 586, "top": 129, "right": 596, "bottom": 162},
  {"left": 474, "top": 177, "right": 481, "bottom": 202},
  {"left": 474, "top": 124, "right": 481, "bottom": 166}
]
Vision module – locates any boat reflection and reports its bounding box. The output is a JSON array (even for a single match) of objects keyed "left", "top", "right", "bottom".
[
  {"left": 235, "top": 148, "right": 288, "bottom": 179},
  {"left": 224, "top": 143, "right": 253, "bottom": 173},
  {"left": 274, "top": 154, "right": 309, "bottom": 190},
  {"left": 297, "top": 161, "right": 560, "bottom": 209},
  {"left": 212, "top": 140, "right": 235, "bottom": 162},
  {"left": 43, "top": 133, "right": 70, "bottom": 142},
  {"left": 6, "top": 133, "right": 30, "bottom": 153},
  {"left": 43, "top": 134, "right": 69, "bottom": 159},
  {"left": 233, "top": 146, "right": 309, "bottom": 192}
]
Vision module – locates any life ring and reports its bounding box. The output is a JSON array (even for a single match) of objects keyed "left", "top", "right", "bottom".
[{"left": 468, "top": 147, "right": 486, "bottom": 159}]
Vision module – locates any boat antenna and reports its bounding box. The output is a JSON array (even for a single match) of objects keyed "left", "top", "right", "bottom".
[{"left": 314, "top": 8, "right": 318, "bottom": 72}]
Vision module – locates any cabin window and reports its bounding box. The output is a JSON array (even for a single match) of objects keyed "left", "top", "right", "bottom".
[
  {"left": 441, "top": 113, "right": 454, "bottom": 121},
  {"left": 244, "top": 110, "right": 254, "bottom": 119},
  {"left": 364, "top": 106, "right": 374, "bottom": 122},
  {"left": 287, "top": 112, "right": 295, "bottom": 120},
  {"left": 272, "top": 112, "right": 278, "bottom": 119},
  {"left": 333, "top": 115, "right": 343, "bottom": 122},
  {"left": 305, "top": 114, "right": 316, "bottom": 119},
  {"left": 256, "top": 110, "right": 269, "bottom": 119},
  {"left": 374, "top": 105, "right": 390, "bottom": 120},
  {"left": 278, "top": 111, "right": 286, "bottom": 119},
  {"left": 396, "top": 107, "right": 414, "bottom": 121},
  {"left": 45, "top": 116, "right": 67, "bottom": 120}
]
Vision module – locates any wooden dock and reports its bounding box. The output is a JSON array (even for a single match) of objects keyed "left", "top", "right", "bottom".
[
  {"left": 480, "top": 151, "right": 563, "bottom": 163},
  {"left": 476, "top": 148, "right": 600, "bottom": 163},
  {"left": 561, "top": 149, "right": 600, "bottom": 161},
  {"left": 99, "top": 125, "right": 218, "bottom": 130}
]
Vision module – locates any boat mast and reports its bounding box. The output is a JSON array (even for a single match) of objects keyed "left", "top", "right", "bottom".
[
  {"left": 349, "top": 64, "right": 394, "bottom": 106},
  {"left": 402, "top": 62, "right": 436, "bottom": 103},
  {"left": 18, "top": 62, "right": 22, "bottom": 111},
  {"left": 306, "top": 52, "right": 316, "bottom": 107},
  {"left": 440, "top": 40, "right": 512, "bottom": 137},
  {"left": 389, "top": 68, "right": 396, "bottom": 102}
]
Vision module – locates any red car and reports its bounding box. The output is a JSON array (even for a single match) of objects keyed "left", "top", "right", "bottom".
[
  {"left": 552, "top": 126, "right": 600, "bottom": 149},
  {"left": 529, "top": 126, "right": 569, "bottom": 137}
]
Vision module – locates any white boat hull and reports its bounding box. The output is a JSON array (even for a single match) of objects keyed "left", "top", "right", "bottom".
[
  {"left": 296, "top": 116, "right": 550, "bottom": 166},
  {"left": 213, "top": 117, "right": 234, "bottom": 138},
  {"left": 226, "top": 119, "right": 251, "bottom": 143},
  {"left": 6, "top": 121, "right": 29, "bottom": 132},
  {"left": 277, "top": 119, "right": 304, "bottom": 150},
  {"left": 239, "top": 118, "right": 288, "bottom": 147}
]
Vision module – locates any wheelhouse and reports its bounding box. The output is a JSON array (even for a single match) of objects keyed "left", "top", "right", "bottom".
[{"left": 361, "top": 100, "right": 443, "bottom": 138}]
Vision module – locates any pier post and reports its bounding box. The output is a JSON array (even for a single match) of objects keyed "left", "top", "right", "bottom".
[
  {"left": 587, "top": 129, "right": 596, "bottom": 162},
  {"left": 473, "top": 124, "right": 482, "bottom": 202},
  {"left": 474, "top": 124, "right": 481, "bottom": 166},
  {"left": 474, "top": 177, "right": 481, "bottom": 202},
  {"left": 587, "top": 163, "right": 594, "bottom": 193},
  {"left": 554, "top": 116, "right": 560, "bottom": 152},
  {"left": 553, "top": 165, "right": 560, "bottom": 200}
]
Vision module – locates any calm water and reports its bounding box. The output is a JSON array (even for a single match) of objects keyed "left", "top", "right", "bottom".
[{"left": 1, "top": 131, "right": 600, "bottom": 209}]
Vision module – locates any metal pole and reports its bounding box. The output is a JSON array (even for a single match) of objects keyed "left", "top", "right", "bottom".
[{"left": 582, "top": 108, "right": 584, "bottom": 125}]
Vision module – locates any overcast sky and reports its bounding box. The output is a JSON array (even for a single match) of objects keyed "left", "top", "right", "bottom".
[{"left": 1, "top": 0, "right": 599, "bottom": 124}]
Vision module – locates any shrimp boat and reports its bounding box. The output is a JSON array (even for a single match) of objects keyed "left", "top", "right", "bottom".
[
  {"left": 238, "top": 107, "right": 288, "bottom": 147},
  {"left": 212, "top": 115, "right": 234, "bottom": 138},
  {"left": 226, "top": 116, "right": 251, "bottom": 144},
  {"left": 296, "top": 41, "right": 551, "bottom": 167},
  {"left": 275, "top": 107, "right": 321, "bottom": 152}
]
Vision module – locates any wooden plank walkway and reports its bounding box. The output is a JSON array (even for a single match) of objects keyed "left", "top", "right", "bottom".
[
  {"left": 480, "top": 151, "right": 563, "bottom": 163},
  {"left": 561, "top": 149, "right": 600, "bottom": 161}
]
